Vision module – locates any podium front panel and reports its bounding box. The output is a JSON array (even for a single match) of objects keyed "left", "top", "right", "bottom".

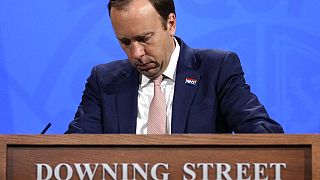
[{"left": 0, "top": 135, "right": 319, "bottom": 179}]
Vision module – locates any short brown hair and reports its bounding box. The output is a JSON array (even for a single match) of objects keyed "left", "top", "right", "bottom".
[{"left": 108, "top": 0, "right": 176, "bottom": 29}]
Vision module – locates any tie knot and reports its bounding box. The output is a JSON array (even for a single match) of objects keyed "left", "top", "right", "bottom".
[{"left": 153, "top": 75, "right": 163, "bottom": 86}]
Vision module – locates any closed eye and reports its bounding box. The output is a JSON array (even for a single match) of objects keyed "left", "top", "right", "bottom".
[
  {"left": 118, "top": 32, "right": 153, "bottom": 47},
  {"left": 136, "top": 32, "right": 153, "bottom": 43},
  {"left": 119, "top": 38, "right": 131, "bottom": 46},
  {"left": 136, "top": 34, "right": 152, "bottom": 43}
]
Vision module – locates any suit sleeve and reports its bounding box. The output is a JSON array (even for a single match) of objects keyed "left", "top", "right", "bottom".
[
  {"left": 216, "top": 52, "right": 284, "bottom": 133},
  {"left": 65, "top": 66, "right": 104, "bottom": 133}
]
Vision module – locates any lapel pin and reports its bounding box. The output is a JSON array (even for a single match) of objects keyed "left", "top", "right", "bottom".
[{"left": 185, "top": 78, "right": 198, "bottom": 86}]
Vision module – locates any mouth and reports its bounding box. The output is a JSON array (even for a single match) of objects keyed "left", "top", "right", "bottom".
[{"left": 137, "top": 62, "right": 156, "bottom": 71}]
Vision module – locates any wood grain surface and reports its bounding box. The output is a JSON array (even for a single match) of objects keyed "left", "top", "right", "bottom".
[{"left": 0, "top": 134, "right": 319, "bottom": 179}]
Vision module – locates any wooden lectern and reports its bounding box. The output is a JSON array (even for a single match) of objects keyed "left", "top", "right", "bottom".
[{"left": 0, "top": 135, "right": 319, "bottom": 179}]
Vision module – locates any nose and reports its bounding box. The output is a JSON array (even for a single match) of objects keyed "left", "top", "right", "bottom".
[{"left": 130, "top": 41, "right": 145, "bottom": 60}]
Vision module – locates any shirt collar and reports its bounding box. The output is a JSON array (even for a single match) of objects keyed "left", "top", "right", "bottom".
[{"left": 140, "top": 37, "right": 180, "bottom": 87}]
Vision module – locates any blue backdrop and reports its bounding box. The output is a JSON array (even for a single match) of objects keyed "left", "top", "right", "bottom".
[{"left": 1, "top": 0, "right": 319, "bottom": 134}]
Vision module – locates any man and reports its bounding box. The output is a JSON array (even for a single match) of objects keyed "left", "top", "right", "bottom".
[{"left": 66, "top": 0, "right": 283, "bottom": 134}]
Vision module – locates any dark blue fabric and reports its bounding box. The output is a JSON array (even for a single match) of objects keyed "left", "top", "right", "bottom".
[{"left": 66, "top": 37, "right": 283, "bottom": 134}]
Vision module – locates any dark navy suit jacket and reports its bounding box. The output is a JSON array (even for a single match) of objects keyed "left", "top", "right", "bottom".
[{"left": 66, "top": 37, "right": 283, "bottom": 134}]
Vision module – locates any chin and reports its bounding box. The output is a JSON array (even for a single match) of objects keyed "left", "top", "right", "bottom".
[
  {"left": 143, "top": 74, "right": 156, "bottom": 79},
  {"left": 141, "top": 70, "right": 160, "bottom": 79}
]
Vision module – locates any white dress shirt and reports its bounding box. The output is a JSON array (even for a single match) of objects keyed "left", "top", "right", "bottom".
[{"left": 136, "top": 38, "right": 180, "bottom": 134}]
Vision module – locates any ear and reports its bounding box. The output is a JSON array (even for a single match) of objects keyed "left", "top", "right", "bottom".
[{"left": 167, "top": 13, "right": 176, "bottom": 36}]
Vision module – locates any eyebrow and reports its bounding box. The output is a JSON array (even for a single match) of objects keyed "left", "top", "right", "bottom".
[{"left": 117, "top": 32, "right": 154, "bottom": 42}]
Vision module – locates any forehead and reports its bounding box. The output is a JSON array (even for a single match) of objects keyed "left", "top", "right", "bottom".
[
  {"left": 110, "top": 0, "right": 163, "bottom": 38},
  {"left": 110, "top": 0, "right": 153, "bottom": 15}
]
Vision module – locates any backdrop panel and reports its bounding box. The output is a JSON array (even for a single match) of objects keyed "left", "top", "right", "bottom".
[{"left": 0, "top": 0, "right": 319, "bottom": 133}]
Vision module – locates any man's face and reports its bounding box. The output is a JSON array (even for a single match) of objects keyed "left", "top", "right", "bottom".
[{"left": 110, "top": 0, "right": 176, "bottom": 79}]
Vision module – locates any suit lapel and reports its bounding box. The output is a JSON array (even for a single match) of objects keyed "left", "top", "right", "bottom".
[
  {"left": 172, "top": 38, "right": 201, "bottom": 133},
  {"left": 115, "top": 68, "right": 139, "bottom": 133},
  {"left": 172, "top": 71, "right": 200, "bottom": 133}
]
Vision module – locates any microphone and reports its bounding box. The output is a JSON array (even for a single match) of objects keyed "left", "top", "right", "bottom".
[{"left": 40, "top": 123, "right": 52, "bottom": 134}]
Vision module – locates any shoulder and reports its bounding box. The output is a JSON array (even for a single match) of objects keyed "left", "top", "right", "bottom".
[
  {"left": 88, "top": 60, "right": 134, "bottom": 86},
  {"left": 93, "top": 60, "right": 132, "bottom": 75},
  {"left": 193, "top": 49, "right": 239, "bottom": 63},
  {"left": 177, "top": 37, "right": 241, "bottom": 71},
  {"left": 191, "top": 48, "right": 241, "bottom": 71}
]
